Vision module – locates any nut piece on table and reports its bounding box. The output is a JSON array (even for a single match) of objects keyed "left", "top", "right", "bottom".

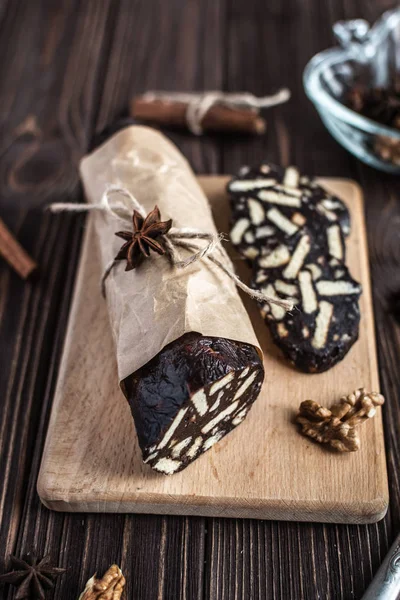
[
  {"left": 79, "top": 564, "right": 125, "bottom": 599},
  {"left": 296, "top": 388, "right": 385, "bottom": 452}
]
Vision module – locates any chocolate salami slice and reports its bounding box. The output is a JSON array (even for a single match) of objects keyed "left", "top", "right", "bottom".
[
  {"left": 254, "top": 231, "right": 361, "bottom": 372},
  {"left": 228, "top": 163, "right": 362, "bottom": 373},
  {"left": 228, "top": 163, "right": 351, "bottom": 261},
  {"left": 122, "top": 333, "right": 264, "bottom": 474}
]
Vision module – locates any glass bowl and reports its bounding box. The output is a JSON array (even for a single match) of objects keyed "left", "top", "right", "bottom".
[{"left": 303, "top": 8, "right": 400, "bottom": 173}]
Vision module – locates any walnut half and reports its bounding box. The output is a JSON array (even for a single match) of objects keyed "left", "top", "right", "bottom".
[
  {"left": 296, "top": 388, "right": 384, "bottom": 452},
  {"left": 79, "top": 564, "right": 125, "bottom": 600}
]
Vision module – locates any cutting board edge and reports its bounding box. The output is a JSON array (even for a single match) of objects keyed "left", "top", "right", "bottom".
[{"left": 37, "top": 483, "right": 388, "bottom": 524}]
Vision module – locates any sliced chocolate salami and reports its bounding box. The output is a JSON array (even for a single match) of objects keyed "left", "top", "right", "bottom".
[
  {"left": 228, "top": 163, "right": 351, "bottom": 261},
  {"left": 121, "top": 333, "right": 264, "bottom": 474},
  {"left": 228, "top": 163, "right": 362, "bottom": 373},
  {"left": 254, "top": 231, "right": 361, "bottom": 372}
]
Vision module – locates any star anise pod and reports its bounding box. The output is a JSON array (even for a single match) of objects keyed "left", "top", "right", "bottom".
[
  {"left": 0, "top": 553, "right": 66, "bottom": 599},
  {"left": 115, "top": 205, "right": 172, "bottom": 271}
]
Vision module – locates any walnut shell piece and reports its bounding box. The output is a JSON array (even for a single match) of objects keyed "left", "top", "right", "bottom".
[
  {"left": 79, "top": 564, "right": 125, "bottom": 600},
  {"left": 296, "top": 388, "right": 384, "bottom": 452}
]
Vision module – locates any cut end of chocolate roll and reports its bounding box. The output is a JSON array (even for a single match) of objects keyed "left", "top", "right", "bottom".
[{"left": 122, "top": 333, "right": 264, "bottom": 474}]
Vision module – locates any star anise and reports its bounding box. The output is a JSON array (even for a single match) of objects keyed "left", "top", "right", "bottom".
[
  {"left": 0, "top": 553, "right": 66, "bottom": 599},
  {"left": 115, "top": 205, "right": 172, "bottom": 271}
]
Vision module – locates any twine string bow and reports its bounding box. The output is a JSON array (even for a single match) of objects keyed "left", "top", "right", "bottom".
[
  {"left": 142, "top": 89, "right": 291, "bottom": 135},
  {"left": 49, "top": 185, "right": 294, "bottom": 311}
]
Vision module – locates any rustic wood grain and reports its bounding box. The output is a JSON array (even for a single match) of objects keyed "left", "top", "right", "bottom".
[
  {"left": 38, "top": 175, "right": 388, "bottom": 523},
  {"left": 0, "top": 0, "right": 399, "bottom": 598}
]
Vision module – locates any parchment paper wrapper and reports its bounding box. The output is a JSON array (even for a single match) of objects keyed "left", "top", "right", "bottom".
[{"left": 80, "top": 125, "right": 261, "bottom": 381}]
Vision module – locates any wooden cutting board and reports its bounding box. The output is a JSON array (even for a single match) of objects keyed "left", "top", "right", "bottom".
[{"left": 37, "top": 176, "right": 388, "bottom": 523}]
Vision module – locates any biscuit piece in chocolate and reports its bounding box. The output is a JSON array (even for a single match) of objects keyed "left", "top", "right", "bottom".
[
  {"left": 228, "top": 163, "right": 362, "bottom": 373},
  {"left": 122, "top": 333, "right": 264, "bottom": 474}
]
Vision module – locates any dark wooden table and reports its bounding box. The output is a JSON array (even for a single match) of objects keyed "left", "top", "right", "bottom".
[{"left": 0, "top": 1, "right": 399, "bottom": 599}]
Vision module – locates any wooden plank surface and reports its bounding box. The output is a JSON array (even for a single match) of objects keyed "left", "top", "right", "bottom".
[
  {"left": 0, "top": 0, "right": 399, "bottom": 598},
  {"left": 38, "top": 175, "right": 388, "bottom": 523}
]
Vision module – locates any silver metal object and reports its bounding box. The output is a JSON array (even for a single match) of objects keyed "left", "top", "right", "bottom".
[{"left": 362, "top": 532, "right": 400, "bottom": 599}]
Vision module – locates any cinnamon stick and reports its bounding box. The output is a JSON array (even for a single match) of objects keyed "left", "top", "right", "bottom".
[
  {"left": 0, "top": 217, "right": 37, "bottom": 279},
  {"left": 131, "top": 97, "right": 267, "bottom": 135}
]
